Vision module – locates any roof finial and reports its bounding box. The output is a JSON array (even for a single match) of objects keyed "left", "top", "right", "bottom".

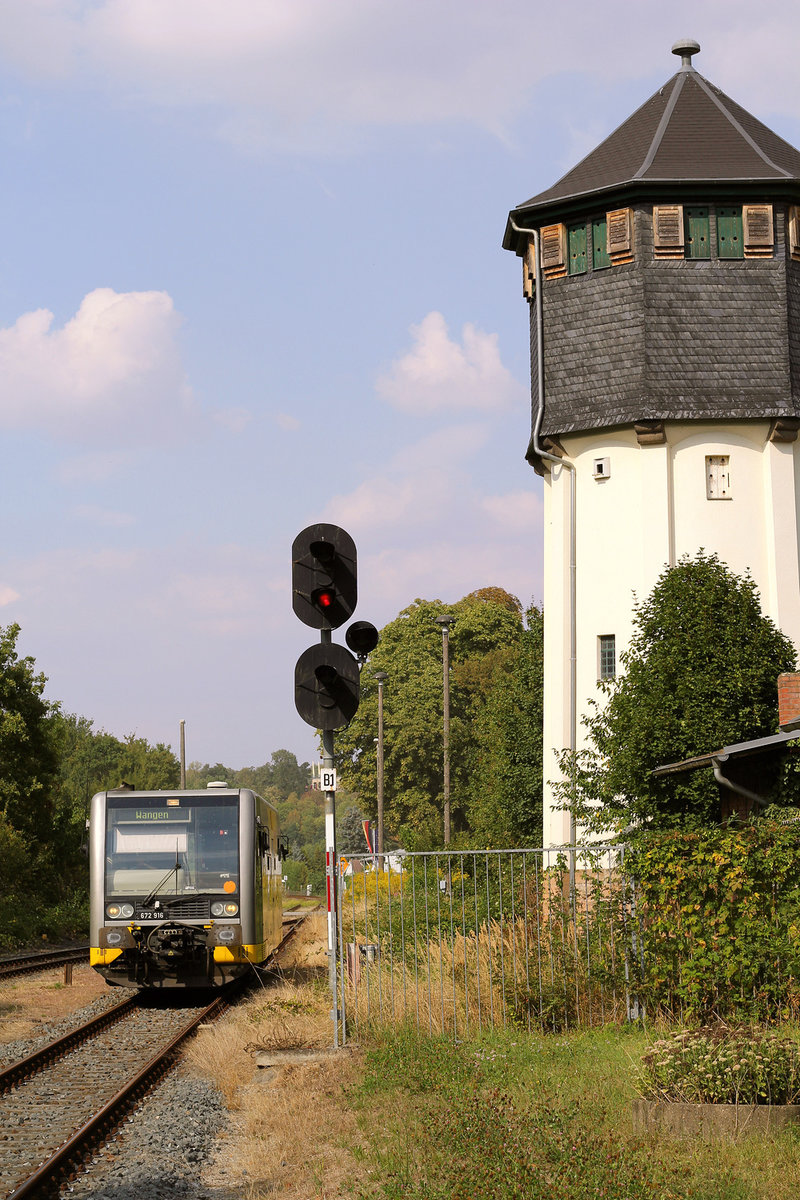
[{"left": 672, "top": 38, "right": 700, "bottom": 69}]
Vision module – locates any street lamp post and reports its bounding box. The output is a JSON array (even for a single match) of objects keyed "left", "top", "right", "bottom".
[
  {"left": 373, "top": 671, "right": 387, "bottom": 863},
  {"left": 436, "top": 615, "right": 454, "bottom": 846}
]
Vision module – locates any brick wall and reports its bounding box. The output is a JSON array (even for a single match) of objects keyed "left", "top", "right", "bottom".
[{"left": 778, "top": 672, "right": 800, "bottom": 728}]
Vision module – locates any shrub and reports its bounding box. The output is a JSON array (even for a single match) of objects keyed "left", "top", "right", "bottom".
[{"left": 637, "top": 1023, "right": 800, "bottom": 1105}]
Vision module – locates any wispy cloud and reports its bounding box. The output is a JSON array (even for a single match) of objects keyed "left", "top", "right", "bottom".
[
  {"left": 2, "top": 2, "right": 795, "bottom": 153},
  {"left": 377, "top": 312, "right": 525, "bottom": 415}
]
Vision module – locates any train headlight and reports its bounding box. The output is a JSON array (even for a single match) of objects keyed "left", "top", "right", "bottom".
[
  {"left": 212, "top": 901, "right": 239, "bottom": 917},
  {"left": 106, "top": 903, "right": 121, "bottom": 918},
  {"left": 120, "top": 903, "right": 134, "bottom": 918},
  {"left": 211, "top": 902, "right": 224, "bottom": 917},
  {"left": 224, "top": 902, "right": 239, "bottom": 916}
]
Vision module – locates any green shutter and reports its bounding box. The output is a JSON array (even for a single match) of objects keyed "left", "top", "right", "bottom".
[
  {"left": 592, "top": 217, "right": 610, "bottom": 269},
  {"left": 567, "top": 222, "right": 587, "bottom": 275},
  {"left": 684, "top": 206, "right": 710, "bottom": 259},
  {"left": 717, "top": 206, "right": 744, "bottom": 259}
]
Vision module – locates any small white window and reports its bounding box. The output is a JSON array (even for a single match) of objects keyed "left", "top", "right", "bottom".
[
  {"left": 706, "top": 455, "right": 731, "bottom": 500},
  {"left": 598, "top": 635, "right": 616, "bottom": 680},
  {"left": 592, "top": 457, "right": 610, "bottom": 479}
]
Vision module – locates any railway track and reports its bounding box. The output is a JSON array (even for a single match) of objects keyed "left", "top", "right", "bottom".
[
  {"left": 0, "top": 947, "right": 89, "bottom": 982},
  {"left": 0, "top": 912, "right": 308, "bottom": 1199}
]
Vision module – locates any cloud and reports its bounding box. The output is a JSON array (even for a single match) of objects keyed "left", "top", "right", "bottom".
[
  {"left": 0, "top": 287, "right": 193, "bottom": 445},
  {"left": 1, "top": 539, "right": 302, "bottom": 766},
  {"left": 275, "top": 412, "right": 300, "bottom": 432},
  {"left": 377, "top": 312, "right": 525, "bottom": 415},
  {"left": 321, "top": 419, "right": 544, "bottom": 612},
  {"left": 4, "top": 2, "right": 797, "bottom": 153}
]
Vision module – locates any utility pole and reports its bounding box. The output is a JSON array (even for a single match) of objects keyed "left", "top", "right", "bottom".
[
  {"left": 436, "top": 615, "right": 454, "bottom": 846},
  {"left": 179, "top": 720, "right": 186, "bottom": 789},
  {"left": 374, "top": 671, "right": 387, "bottom": 865}
]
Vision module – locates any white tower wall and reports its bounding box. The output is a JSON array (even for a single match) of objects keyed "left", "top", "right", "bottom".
[{"left": 542, "top": 421, "right": 800, "bottom": 846}]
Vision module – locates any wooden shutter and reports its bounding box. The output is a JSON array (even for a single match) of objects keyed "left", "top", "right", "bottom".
[
  {"left": 743, "top": 204, "right": 773, "bottom": 257},
  {"left": 592, "top": 217, "right": 611, "bottom": 269},
  {"left": 522, "top": 238, "right": 536, "bottom": 299},
  {"left": 607, "top": 208, "right": 634, "bottom": 265},
  {"left": 684, "top": 207, "right": 710, "bottom": 259},
  {"left": 653, "top": 205, "right": 684, "bottom": 258},
  {"left": 540, "top": 223, "right": 567, "bottom": 279},
  {"left": 717, "top": 206, "right": 744, "bottom": 259},
  {"left": 567, "top": 222, "right": 587, "bottom": 275},
  {"left": 790, "top": 206, "right": 800, "bottom": 263}
]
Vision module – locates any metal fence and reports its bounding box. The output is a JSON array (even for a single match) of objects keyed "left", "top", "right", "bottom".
[{"left": 335, "top": 846, "right": 642, "bottom": 1044}]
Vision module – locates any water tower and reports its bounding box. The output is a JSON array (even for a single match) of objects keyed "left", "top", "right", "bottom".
[{"left": 504, "top": 41, "right": 800, "bottom": 843}]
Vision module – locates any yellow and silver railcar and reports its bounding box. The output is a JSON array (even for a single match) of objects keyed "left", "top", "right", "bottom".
[{"left": 90, "top": 784, "right": 286, "bottom": 987}]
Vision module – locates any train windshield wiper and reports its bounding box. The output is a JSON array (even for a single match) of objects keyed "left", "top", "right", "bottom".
[{"left": 142, "top": 844, "right": 182, "bottom": 908}]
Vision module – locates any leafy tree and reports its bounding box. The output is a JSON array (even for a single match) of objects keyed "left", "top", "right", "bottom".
[
  {"left": 336, "top": 589, "right": 525, "bottom": 848},
  {"left": 0, "top": 623, "right": 58, "bottom": 842},
  {"left": 338, "top": 803, "right": 368, "bottom": 855},
  {"left": 269, "top": 749, "right": 311, "bottom": 798},
  {"left": 561, "top": 552, "right": 796, "bottom": 835},
  {"left": 186, "top": 750, "right": 309, "bottom": 801},
  {"left": 469, "top": 606, "right": 544, "bottom": 846}
]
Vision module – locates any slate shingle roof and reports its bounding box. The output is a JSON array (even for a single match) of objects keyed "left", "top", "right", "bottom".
[{"left": 503, "top": 53, "right": 800, "bottom": 252}]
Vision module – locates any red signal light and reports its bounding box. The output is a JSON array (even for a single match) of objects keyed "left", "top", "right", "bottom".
[{"left": 311, "top": 588, "right": 335, "bottom": 614}]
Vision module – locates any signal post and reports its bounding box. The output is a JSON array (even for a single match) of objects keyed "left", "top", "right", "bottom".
[{"left": 291, "top": 524, "right": 377, "bottom": 1047}]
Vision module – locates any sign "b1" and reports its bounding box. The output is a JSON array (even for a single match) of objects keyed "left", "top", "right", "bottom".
[{"left": 321, "top": 767, "right": 337, "bottom": 792}]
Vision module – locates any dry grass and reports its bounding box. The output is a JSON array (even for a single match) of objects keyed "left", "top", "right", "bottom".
[
  {"left": 0, "top": 966, "right": 110, "bottom": 1044},
  {"left": 192, "top": 910, "right": 368, "bottom": 1198}
]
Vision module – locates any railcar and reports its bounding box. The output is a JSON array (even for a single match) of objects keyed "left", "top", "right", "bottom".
[{"left": 90, "top": 784, "right": 287, "bottom": 988}]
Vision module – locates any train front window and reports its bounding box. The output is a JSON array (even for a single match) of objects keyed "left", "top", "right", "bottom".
[{"left": 105, "top": 796, "right": 239, "bottom": 898}]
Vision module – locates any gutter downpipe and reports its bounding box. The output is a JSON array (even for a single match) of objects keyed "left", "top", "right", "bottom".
[{"left": 510, "top": 218, "right": 578, "bottom": 872}]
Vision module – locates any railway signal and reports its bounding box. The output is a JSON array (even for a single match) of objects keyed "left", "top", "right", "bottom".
[
  {"left": 292, "top": 524, "right": 357, "bottom": 630},
  {"left": 345, "top": 620, "right": 379, "bottom": 662},
  {"left": 291, "top": 522, "right": 378, "bottom": 1049},
  {"left": 294, "top": 642, "right": 360, "bottom": 730}
]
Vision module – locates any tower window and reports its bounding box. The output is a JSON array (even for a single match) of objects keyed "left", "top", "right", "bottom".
[
  {"left": 599, "top": 635, "right": 616, "bottom": 680},
  {"left": 684, "top": 206, "right": 710, "bottom": 259},
  {"left": 706, "top": 455, "right": 731, "bottom": 499},
  {"left": 717, "top": 207, "right": 744, "bottom": 259},
  {"left": 592, "top": 217, "right": 611, "bottom": 270},
  {"left": 567, "top": 222, "right": 587, "bottom": 275}
]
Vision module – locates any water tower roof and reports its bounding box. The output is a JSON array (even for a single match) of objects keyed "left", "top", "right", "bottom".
[{"left": 504, "top": 41, "right": 800, "bottom": 251}]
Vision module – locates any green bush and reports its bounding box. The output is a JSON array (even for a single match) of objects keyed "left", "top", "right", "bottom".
[{"left": 629, "top": 820, "right": 800, "bottom": 1022}]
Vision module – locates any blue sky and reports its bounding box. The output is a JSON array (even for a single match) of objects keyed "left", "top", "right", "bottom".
[{"left": 2, "top": 0, "right": 799, "bottom": 771}]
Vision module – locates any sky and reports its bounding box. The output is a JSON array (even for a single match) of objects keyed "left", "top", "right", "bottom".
[{"left": 2, "top": 0, "right": 800, "bottom": 772}]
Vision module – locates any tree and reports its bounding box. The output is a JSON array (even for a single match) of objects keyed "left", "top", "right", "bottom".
[
  {"left": 186, "top": 750, "right": 310, "bottom": 800},
  {"left": 468, "top": 605, "right": 544, "bottom": 846},
  {"left": 338, "top": 804, "right": 368, "bottom": 855},
  {"left": 335, "top": 590, "right": 525, "bottom": 848},
  {"left": 0, "top": 623, "right": 58, "bottom": 842},
  {"left": 562, "top": 552, "right": 796, "bottom": 835}
]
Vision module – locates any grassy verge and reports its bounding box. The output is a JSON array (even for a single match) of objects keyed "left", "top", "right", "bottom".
[
  {"left": 345, "top": 1027, "right": 800, "bottom": 1200},
  {"left": 189, "top": 916, "right": 800, "bottom": 1200}
]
